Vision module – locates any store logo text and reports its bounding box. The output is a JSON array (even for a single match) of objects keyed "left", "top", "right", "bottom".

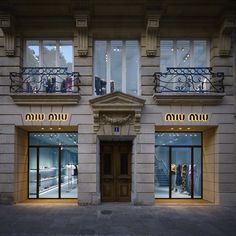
[
  {"left": 25, "top": 113, "right": 68, "bottom": 121},
  {"left": 165, "top": 113, "right": 209, "bottom": 122}
]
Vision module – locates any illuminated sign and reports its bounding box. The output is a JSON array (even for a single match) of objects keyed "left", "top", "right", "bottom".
[
  {"left": 25, "top": 113, "right": 68, "bottom": 122},
  {"left": 165, "top": 113, "right": 209, "bottom": 122}
]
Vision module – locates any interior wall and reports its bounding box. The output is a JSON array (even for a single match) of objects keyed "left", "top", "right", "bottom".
[
  {"left": 15, "top": 127, "right": 28, "bottom": 202},
  {"left": 203, "top": 127, "right": 217, "bottom": 203}
]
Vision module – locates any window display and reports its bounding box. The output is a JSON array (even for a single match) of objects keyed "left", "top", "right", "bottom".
[
  {"left": 155, "top": 132, "right": 202, "bottom": 199},
  {"left": 28, "top": 132, "right": 78, "bottom": 199}
]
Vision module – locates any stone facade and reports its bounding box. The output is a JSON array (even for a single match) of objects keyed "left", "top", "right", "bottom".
[{"left": 0, "top": 0, "right": 235, "bottom": 205}]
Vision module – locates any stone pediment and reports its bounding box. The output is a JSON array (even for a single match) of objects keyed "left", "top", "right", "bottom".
[
  {"left": 90, "top": 91, "right": 145, "bottom": 110},
  {"left": 89, "top": 92, "right": 145, "bottom": 134}
]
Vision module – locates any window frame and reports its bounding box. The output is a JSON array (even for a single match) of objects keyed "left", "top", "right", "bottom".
[
  {"left": 24, "top": 39, "right": 74, "bottom": 70},
  {"left": 160, "top": 39, "right": 210, "bottom": 71},
  {"left": 93, "top": 39, "right": 140, "bottom": 96}
]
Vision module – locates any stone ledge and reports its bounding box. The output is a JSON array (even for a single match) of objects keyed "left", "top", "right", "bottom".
[
  {"left": 153, "top": 92, "right": 225, "bottom": 105},
  {"left": 10, "top": 93, "right": 81, "bottom": 105}
]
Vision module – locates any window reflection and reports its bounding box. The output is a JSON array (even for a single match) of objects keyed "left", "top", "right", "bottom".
[{"left": 94, "top": 40, "right": 139, "bottom": 96}]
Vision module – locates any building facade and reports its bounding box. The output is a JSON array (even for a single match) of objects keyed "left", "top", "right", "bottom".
[{"left": 0, "top": 0, "right": 236, "bottom": 205}]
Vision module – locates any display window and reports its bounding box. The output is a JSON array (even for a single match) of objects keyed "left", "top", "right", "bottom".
[
  {"left": 155, "top": 132, "right": 202, "bottom": 199},
  {"left": 28, "top": 132, "right": 78, "bottom": 199}
]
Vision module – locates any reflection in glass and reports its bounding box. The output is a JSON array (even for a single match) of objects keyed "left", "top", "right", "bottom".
[
  {"left": 155, "top": 146, "right": 169, "bottom": 198},
  {"left": 111, "top": 41, "right": 122, "bottom": 92},
  {"left": 194, "top": 147, "right": 202, "bottom": 198},
  {"left": 160, "top": 40, "right": 174, "bottom": 72},
  {"left": 39, "top": 147, "right": 59, "bottom": 198},
  {"left": 26, "top": 41, "right": 40, "bottom": 67},
  {"left": 94, "top": 40, "right": 139, "bottom": 96},
  {"left": 61, "top": 147, "right": 78, "bottom": 198},
  {"left": 156, "top": 133, "right": 201, "bottom": 146},
  {"left": 59, "top": 41, "right": 73, "bottom": 72},
  {"left": 94, "top": 41, "right": 107, "bottom": 95},
  {"left": 42, "top": 40, "right": 56, "bottom": 67},
  {"left": 29, "top": 148, "right": 37, "bottom": 198},
  {"left": 126, "top": 41, "right": 139, "bottom": 95},
  {"left": 171, "top": 148, "right": 191, "bottom": 198}
]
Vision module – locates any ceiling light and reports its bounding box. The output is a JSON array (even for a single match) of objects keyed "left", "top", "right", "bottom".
[
  {"left": 171, "top": 128, "right": 174, "bottom": 130},
  {"left": 41, "top": 127, "right": 44, "bottom": 130},
  {"left": 187, "top": 127, "right": 190, "bottom": 130},
  {"left": 58, "top": 127, "right": 61, "bottom": 130},
  {"left": 179, "top": 127, "right": 182, "bottom": 130},
  {"left": 50, "top": 127, "right": 52, "bottom": 130}
]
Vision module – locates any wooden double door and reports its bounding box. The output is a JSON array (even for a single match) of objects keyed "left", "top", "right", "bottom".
[{"left": 100, "top": 142, "right": 132, "bottom": 202}]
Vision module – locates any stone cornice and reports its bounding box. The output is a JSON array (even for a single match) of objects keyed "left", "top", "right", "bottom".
[{"left": 0, "top": 13, "right": 16, "bottom": 56}]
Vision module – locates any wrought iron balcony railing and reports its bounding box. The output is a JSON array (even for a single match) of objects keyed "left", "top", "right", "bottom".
[
  {"left": 154, "top": 67, "right": 224, "bottom": 93},
  {"left": 10, "top": 67, "right": 80, "bottom": 94}
]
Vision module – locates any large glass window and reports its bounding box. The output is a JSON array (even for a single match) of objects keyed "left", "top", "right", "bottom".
[
  {"left": 155, "top": 132, "right": 202, "bottom": 199},
  {"left": 28, "top": 132, "right": 78, "bottom": 199},
  {"left": 25, "top": 40, "right": 73, "bottom": 71},
  {"left": 160, "top": 40, "right": 208, "bottom": 71},
  {"left": 94, "top": 40, "right": 139, "bottom": 96}
]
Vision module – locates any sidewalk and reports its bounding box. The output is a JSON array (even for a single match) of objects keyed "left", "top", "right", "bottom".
[{"left": 0, "top": 203, "right": 235, "bottom": 236}]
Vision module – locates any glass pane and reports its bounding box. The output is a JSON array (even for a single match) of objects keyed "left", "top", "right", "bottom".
[
  {"left": 176, "top": 40, "right": 190, "bottom": 67},
  {"left": 160, "top": 40, "right": 174, "bottom": 72},
  {"left": 156, "top": 133, "right": 201, "bottom": 146},
  {"left": 42, "top": 40, "right": 56, "bottom": 67},
  {"left": 194, "top": 147, "right": 202, "bottom": 198},
  {"left": 29, "top": 133, "right": 78, "bottom": 146},
  {"left": 26, "top": 41, "right": 40, "bottom": 67},
  {"left": 94, "top": 41, "right": 107, "bottom": 95},
  {"left": 171, "top": 147, "right": 191, "bottom": 198},
  {"left": 29, "top": 148, "right": 37, "bottom": 198},
  {"left": 61, "top": 147, "right": 78, "bottom": 198},
  {"left": 39, "top": 147, "right": 59, "bottom": 198},
  {"left": 59, "top": 40, "right": 73, "bottom": 72},
  {"left": 126, "top": 41, "right": 138, "bottom": 95},
  {"left": 193, "top": 40, "right": 207, "bottom": 67},
  {"left": 103, "top": 154, "right": 112, "bottom": 175},
  {"left": 120, "top": 153, "right": 128, "bottom": 175},
  {"left": 155, "top": 146, "right": 169, "bottom": 198},
  {"left": 111, "top": 40, "right": 122, "bottom": 92}
]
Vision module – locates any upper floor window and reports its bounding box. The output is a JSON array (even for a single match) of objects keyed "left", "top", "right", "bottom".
[
  {"left": 160, "top": 40, "right": 209, "bottom": 71},
  {"left": 94, "top": 40, "right": 139, "bottom": 96},
  {"left": 25, "top": 40, "right": 73, "bottom": 71}
]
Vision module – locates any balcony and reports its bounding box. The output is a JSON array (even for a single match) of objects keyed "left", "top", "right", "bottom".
[
  {"left": 9, "top": 67, "right": 80, "bottom": 105},
  {"left": 153, "top": 67, "right": 225, "bottom": 105}
]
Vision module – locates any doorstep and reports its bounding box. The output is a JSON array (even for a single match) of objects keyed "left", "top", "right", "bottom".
[
  {"left": 18, "top": 199, "right": 78, "bottom": 205},
  {"left": 155, "top": 199, "right": 214, "bottom": 206}
]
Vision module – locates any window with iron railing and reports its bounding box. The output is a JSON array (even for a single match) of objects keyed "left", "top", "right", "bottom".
[
  {"left": 159, "top": 40, "right": 210, "bottom": 92},
  {"left": 20, "top": 40, "right": 78, "bottom": 94}
]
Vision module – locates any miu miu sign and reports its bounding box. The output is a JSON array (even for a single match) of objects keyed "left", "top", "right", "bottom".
[
  {"left": 25, "top": 113, "right": 68, "bottom": 121},
  {"left": 165, "top": 113, "right": 209, "bottom": 122}
]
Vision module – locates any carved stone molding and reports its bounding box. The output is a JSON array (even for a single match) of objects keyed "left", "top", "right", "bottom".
[
  {"left": 75, "top": 13, "right": 89, "bottom": 57},
  {"left": 0, "top": 14, "right": 15, "bottom": 56},
  {"left": 219, "top": 17, "right": 236, "bottom": 57},
  {"left": 90, "top": 91, "right": 145, "bottom": 135},
  {"left": 146, "top": 14, "right": 160, "bottom": 57}
]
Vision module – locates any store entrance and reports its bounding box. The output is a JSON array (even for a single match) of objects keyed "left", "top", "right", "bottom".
[
  {"left": 155, "top": 132, "right": 202, "bottom": 199},
  {"left": 100, "top": 142, "right": 131, "bottom": 202},
  {"left": 28, "top": 133, "right": 78, "bottom": 199}
]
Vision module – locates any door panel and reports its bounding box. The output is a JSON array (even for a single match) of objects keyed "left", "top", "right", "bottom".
[
  {"left": 101, "top": 142, "right": 131, "bottom": 202},
  {"left": 39, "top": 147, "right": 59, "bottom": 198},
  {"left": 171, "top": 147, "right": 192, "bottom": 198}
]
